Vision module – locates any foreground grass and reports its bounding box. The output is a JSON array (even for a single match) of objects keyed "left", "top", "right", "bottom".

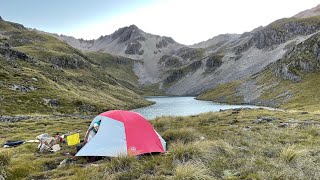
[{"left": 1, "top": 108, "right": 320, "bottom": 179}]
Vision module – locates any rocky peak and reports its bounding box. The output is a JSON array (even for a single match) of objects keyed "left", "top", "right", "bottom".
[
  {"left": 0, "top": 16, "right": 3, "bottom": 21},
  {"left": 111, "top": 24, "right": 144, "bottom": 43},
  {"left": 294, "top": 4, "right": 320, "bottom": 19},
  {"left": 128, "top": 24, "right": 140, "bottom": 31}
]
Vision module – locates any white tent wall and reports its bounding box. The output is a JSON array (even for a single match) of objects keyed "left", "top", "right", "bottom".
[
  {"left": 76, "top": 116, "right": 128, "bottom": 157},
  {"left": 155, "top": 130, "right": 166, "bottom": 151}
]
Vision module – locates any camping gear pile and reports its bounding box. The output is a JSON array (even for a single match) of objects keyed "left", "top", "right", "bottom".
[
  {"left": 37, "top": 133, "right": 61, "bottom": 152},
  {"left": 36, "top": 132, "right": 81, "bottom": 152}
]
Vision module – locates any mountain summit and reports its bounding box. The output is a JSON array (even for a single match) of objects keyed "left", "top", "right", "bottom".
[{"left": 58, "top": 25, "right": 183, "bottom": 84}]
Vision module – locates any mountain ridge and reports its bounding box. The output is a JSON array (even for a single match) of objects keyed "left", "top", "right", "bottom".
[
  {"left": 2, "top": 4, "right": 320, "bottom": 112},
  {"left": 55, "top": 5, "right": 320, "bottom": 104}
]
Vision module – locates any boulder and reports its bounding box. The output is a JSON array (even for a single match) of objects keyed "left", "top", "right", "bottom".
[
  {"left": 10, "top": 84, "right": 37, "bottom": 92},
  {"left": 43, "top": 98, "right": 59, "bottom": 107}
]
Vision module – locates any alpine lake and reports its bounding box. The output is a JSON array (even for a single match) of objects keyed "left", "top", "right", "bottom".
[{"left": 132, "top": 96, "right": 262, "bottom": 120}]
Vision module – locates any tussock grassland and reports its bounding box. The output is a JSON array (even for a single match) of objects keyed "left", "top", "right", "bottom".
[{"left": 1, "top": 108, "right": 320, "bottom": 179}]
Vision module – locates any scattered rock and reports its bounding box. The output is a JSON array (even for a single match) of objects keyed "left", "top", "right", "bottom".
[
  {"left": 79, "top": 104, "right": 95, "bottom": 112},
  {"left": 0, "top": 115, "right": 32, "bottom": 122},
  {"left": 31, "top": 77, "right": 38, "bottom": 81},
  {"left": 10, "top": 84, "right": 37, "bottom": 92},
  {"left": 58, "top": 158, "right": 73, "bottom": 168},
  {"left": 278, "top": 123, "right": 289, "bottom": 128},
  {"left": 43, "top": 98, "right": 59, "bottom": 107},
  {"left": 243, "top": 126, "right": 252, "bottom": 131},
  {"left": 301, "top": 111, "right": 309, "bottom": 114},
  {"left": 255, "top": 116, "right": 279, "bottom": 123}
]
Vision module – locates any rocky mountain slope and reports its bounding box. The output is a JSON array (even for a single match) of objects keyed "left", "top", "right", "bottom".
[
  {"left": 10, "top": 4, "right": 320, "bottom": 111},
  {"left": 0, "top": 17, "right": 151, "bottom": 115},
  {"left": 198, "top": 15, "right": 320, "bottom": 110},
  {"left": 168, "top": 13, "right": 320, "bottom": 95},
  {"left": 57, "top": 25, "right": 184, "bottom": 84},
  {"left": 56, "top": 4, "right": 320, "bottom": 107}
]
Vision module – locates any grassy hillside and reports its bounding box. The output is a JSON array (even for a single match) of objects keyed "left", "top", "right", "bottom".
[
  {"left": 197, "top": 81, "right": 244, "bottom": 104},
  {"left": 0, "top": 19, "right": 151, "bottom": 115},
  {"left": 1, "top": 108, "right": 320, "bottom": 179}
]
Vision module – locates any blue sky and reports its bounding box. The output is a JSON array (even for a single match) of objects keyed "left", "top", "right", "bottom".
[
  {"left": 0, "top": 0, "right": 156, "bottom": 33},
  {"left": 0, "top": 0, "right": 319, "bottom": 45}
]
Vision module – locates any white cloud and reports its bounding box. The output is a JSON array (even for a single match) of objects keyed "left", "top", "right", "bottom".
[{"left": 63, "top": 0, "right": 320, "bottom": 45}]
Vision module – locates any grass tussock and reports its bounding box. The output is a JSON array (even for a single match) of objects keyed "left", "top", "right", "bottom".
[
  {"left": 162, "top": 128, "right": 200, "bottom": 143},
  {"left": 173, "top": 162, "right": 212, "bottom": 180},
  {"left": 280, "top": 145, "right": 308, "bottom": 163},
  {"left": 107, "top": 155, "right": 140, "bottom": 173},
  {"left": 1, "top": 108, "right": 320, "bottom": 179},
  {"left": 0, "top": 152, "right": 10, "bottom": 179},
  {"left": 170, "top": 141, "right": 208, "bottom": 163}
]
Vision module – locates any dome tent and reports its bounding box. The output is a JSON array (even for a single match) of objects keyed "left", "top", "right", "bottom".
[{"left": 76, "top": 110, "right": 166, "bottom": 157}]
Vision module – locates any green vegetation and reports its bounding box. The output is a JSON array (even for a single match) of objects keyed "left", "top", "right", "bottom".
[
  {"left": 260, "top": 72, "right": 320, "bottom": 112},
  {"left": 197, "top": 81, "right": 244, "bottom": 104},
  {"left": 0, "top": 20, "right": 152, "bottom": 115},
  {"left": 1, "top": 108, "right": 320, "bottom": 179}
]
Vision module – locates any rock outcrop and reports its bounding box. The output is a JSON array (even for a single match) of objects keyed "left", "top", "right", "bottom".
[{"left": 0, "top": 44, "right": 31, "bottom": 61}]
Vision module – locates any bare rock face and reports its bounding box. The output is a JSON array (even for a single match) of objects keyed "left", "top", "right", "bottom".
[
  {"left": 125, "top": 40, "right": 142, "bottom": 55},
  {"left": 0, "top": 45, "right": 31, "bottom": 61},
  {"left": 273, "top": 32, "right": 320, "bottom": 82},
  {"left": 176, "top": 47, "right": 204, "bottom": 61},
  {"left": 112, "top": 25, "right": 141, "bottom": 43},
  {"left": 205, "top": 54, "right": 223, "bottom": 69},
  {"left": 49, "top": 55, "right": 89, "bottom": 69},
  {"left": 235, "top": 18, "right": 320, "bottom": 54},
  {"left": 159, "top": 55, "right": 182, "bottom": 68},
  {"left": 165, "top": 70, "right": 184, "bottom": 84}
]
